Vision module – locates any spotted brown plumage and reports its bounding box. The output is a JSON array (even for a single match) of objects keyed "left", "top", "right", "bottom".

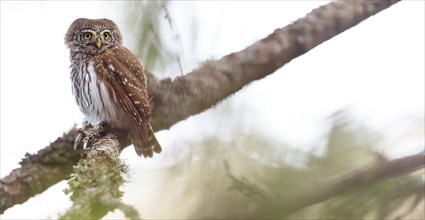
[{"left": 65, "top": 18, "right": 161, "bottom": 157}]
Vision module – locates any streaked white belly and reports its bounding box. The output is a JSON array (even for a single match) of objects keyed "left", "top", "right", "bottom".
[{"left": 72, "top": 61, "right": 126, "bottom": 128}]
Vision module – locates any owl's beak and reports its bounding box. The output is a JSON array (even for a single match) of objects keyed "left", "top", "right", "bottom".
[{"left": 96, "top": 37, "right": 102, "bottom": 48}]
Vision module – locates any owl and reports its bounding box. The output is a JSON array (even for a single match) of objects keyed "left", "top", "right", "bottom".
[{"left": 64, "top": 18, "right": 161, "bottom": 158}]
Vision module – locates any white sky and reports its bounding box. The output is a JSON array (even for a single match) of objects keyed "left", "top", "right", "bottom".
[{"left": 1, "top": 1, "right": 424, "bottom": 219}]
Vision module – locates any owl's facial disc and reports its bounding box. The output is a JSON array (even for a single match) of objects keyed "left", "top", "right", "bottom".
[
  {"left": 79, "top": 29, "right": 113, "bottom": 51},
  {"left": 65, "top": 18, "right": 123, "bottom": 54}
]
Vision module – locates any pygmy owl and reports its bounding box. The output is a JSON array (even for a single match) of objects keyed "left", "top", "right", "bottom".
[{"left": 64, "top": 18, "right": 161, "bottom": 158}]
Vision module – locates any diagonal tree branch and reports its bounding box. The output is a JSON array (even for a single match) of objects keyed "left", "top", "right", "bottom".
[
  {"left": 0, "top": 129, "right": 81, "bottom": 214},
  {"left": 147, "top": 0, "right": 400, "bottom": 131},
  {"left": 225, "top": 151, "right": 425, "bottom": 218},
  {"left": 0, "top": 0, "right": 401, "bottom": 214},
  {"left": 266, "top": 151, "right": 425, "bottom": 217}
]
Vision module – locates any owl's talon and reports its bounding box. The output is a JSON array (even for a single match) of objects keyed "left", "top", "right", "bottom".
[
  {"left": 74, "top": 132, "right": 84, "bottom": 150},
  {"left": 79, "top": 123, "right": 111, "bottom": 150},
  {"left": 74, "top": 121, "right": 94, "bottom": 150},
  {"left": 82, "top": 138, "right": 89, "bottom": 149}
]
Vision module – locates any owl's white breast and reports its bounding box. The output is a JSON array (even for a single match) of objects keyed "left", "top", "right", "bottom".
[{"left": 72, "top": 60, "right": 126, "bottom": 128}]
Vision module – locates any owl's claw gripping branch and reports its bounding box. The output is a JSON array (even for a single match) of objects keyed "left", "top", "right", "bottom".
[
  {"left": 73, "top": 132, "right": 84, "bottom": 150},
  {"left": 75, "top": 123, "right": 111, "bottom": 151},
  {"left": 74, "top": 121, "right": 94, "bottom": 150},
  {"left": 74, "top": 122, "right": 91, "bottom": 150}
]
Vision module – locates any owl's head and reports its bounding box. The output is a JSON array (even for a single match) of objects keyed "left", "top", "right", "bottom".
[{"left": 65, "top": 18, "right": 123, "bottom": 55}]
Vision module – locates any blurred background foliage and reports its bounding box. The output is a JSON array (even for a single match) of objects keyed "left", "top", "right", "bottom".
[
  {"left": 126, "top": 1, "right": 188, "bottom": 76},
  {"left": 149, "top": 111, "right": 423, "bottom": 219},
  {"left": 120, "top": 1, "right": 424, "bottom": 219}
]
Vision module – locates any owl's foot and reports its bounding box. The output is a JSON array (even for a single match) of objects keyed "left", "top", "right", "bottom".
[
  {"left": 74, "top": 121, "right": 109, "bottom": 150},
  {"left": 74, "top": 121, "right": 92, "bottom": 150}
]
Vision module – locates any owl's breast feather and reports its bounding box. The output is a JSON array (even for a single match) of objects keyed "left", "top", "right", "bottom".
[{"left": 71, "top": 60, "right": 128, "bottom": 128}]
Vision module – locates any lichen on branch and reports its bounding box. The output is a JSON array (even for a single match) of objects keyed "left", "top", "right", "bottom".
[{"left": 59, "top": 127, "right": 139, "bottom": 219}]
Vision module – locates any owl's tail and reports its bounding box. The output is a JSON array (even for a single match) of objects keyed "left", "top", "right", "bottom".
[{"left": 132, "top": 130, "right": 162, "bottom": 158}]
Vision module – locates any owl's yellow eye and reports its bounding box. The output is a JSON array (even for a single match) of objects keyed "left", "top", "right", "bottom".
[
  {"left": 103, "top": 32, "right": 110, "bottom": 39},
  {"left": 83, "top": 33, "right": 92, "bottom": 40}
]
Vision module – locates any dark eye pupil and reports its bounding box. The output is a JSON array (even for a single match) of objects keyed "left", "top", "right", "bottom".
[
  {"left": 104, "top": 33, "right": 109, "bottom": 38},
  {"left": 84, "top": 33, "right": 91, "bottom": 39}
]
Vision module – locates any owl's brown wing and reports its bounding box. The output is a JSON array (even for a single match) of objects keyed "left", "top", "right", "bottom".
[{"left": 96, "top": 47, "right": 161, "bottom": 157}]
